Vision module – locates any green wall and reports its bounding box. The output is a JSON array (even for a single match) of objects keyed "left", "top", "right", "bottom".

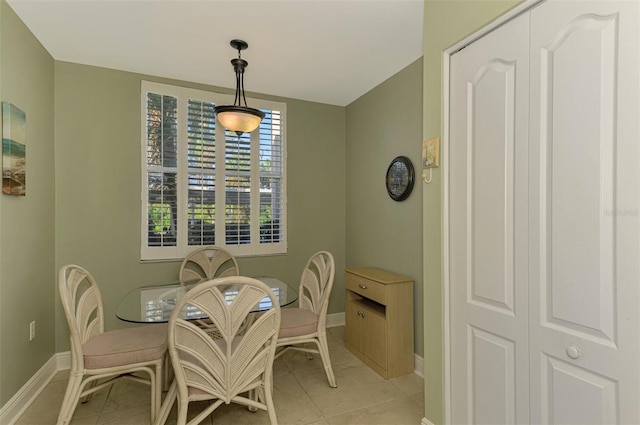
[
  {"left": 421, "top": 1, "right": 522, "bottom": 423},
  {"left": 53, "top": 62, "right": 346, "bottom": 350},
  {"left": 345, "top": 58, "right": 424, "bottom": 356},
  {"left": 0, "top": 1, "right": 534, "bottom": 420},
  {"left": 0, "top": 1, "right": 56, "bottom": 405}
]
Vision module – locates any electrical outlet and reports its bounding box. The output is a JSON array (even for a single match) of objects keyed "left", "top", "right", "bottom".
[{"left": 29, "top": 321, "right": 36, "bottom": 341}]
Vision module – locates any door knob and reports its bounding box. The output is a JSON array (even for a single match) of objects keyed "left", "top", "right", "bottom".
[{"left": 566, "top": 346, "right": 581, "bottom": 360}]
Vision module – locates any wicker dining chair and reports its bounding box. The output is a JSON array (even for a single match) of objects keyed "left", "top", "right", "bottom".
[
  {"left": 57, "top": 265, "right": 166, "bottom": 425},
  {"left": 154, "top": 276, "right": 281, "bottom": 425},
  {"left": 178, "top": 246, "right": 239, "bottom": 285},
  {"left": 275, "top": 251, "right": 337, "bottom": 388},
  {"left": 178, "top": 246, "right": 240, "bottom": 339}
]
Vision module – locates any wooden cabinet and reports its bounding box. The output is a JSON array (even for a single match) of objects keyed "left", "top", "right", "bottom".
[{"left": 345, "top": 267, "right": 413, "bottom": 379}]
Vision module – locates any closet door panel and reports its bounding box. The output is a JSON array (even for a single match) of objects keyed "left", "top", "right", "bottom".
[
  {"left": 529, "top": 1, "right": 640, "bottom": 423},
  {"left": 542, "top": 355, "right": 618, "bottom": 425},
  {"left": 541, "top": 3, "right": 617, "bottom": 342},
  {"left": 449, "top": 11, "right": 530, "bottom": 424}
]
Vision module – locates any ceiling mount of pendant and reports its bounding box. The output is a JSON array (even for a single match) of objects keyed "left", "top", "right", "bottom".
[{"left": 230, "top": 39, "right": 248, "bottom": 52}]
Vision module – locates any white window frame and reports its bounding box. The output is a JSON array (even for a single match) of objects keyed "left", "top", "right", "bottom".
[{"left": 140, "top": 81, "right": 287, "bottom": 260}]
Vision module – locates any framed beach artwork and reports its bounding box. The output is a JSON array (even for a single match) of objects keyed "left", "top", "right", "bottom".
[{"left": 2, "top": 102, "right": 26, "bottom": 196}]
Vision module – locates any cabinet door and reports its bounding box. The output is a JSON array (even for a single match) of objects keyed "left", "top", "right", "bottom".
[
  {"left": 362, "top": 306, "right": 387, "bottom": 369},
  {"left": 345, "top": 299, "right": 363, "bottom": 352},
  {"left": 449, "top": 10, "right": 530, "bottom": 425},
  {"left": 528, "top": 1, "right": 640, "bottom": 423}
]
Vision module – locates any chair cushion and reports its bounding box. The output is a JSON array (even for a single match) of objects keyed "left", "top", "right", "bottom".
[
  {"left": 279, "top": 308, "right": 318, "bottom": 339},
  {"left": 83, "top": 324, "right": 167, "bottom": 369}
]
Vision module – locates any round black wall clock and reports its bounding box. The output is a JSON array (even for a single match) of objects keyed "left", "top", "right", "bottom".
[{"left": 385, "top": 156, "right": 415, "bottom": 202}]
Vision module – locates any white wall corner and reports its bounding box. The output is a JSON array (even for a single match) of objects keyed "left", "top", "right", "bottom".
[{"left": 0, "top": 354, "right": 59, "bottom": 425}]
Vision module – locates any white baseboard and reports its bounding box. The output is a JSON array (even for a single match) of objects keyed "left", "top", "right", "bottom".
[
  {"left": 414, "top": 353, "right": 424, "bottom": 378},
  {"left": 57, "top": 351, "right": 71, "bottom": 370},
  {"left": 326, "top": 312, "right": 345, "bottom": 328},
  {"left": 0, "top": 355, "right": 59, "bottom": 425},
  {"left": 422, "top": 418, "right": 435, "bottom": 425}
]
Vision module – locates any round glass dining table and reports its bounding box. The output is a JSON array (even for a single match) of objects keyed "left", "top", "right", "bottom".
[{"left": 115, "top": 277, "right": 298, "bottom": 323}]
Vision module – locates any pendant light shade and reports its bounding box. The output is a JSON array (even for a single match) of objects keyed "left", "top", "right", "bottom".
[
  {"left": 215, "top": 105, "right": 264, "bottom": 134},
  {"left": 214, "top": 39, "right": 265, "bottom": 136}
]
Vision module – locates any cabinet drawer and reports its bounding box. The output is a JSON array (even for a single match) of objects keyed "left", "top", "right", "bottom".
[{"left": 346, "top": 273, "right": 386, "bottom": 305}]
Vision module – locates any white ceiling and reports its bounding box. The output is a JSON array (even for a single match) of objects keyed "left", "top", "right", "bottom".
[{"left": 7, "top": 0, "right": 424, "bottom": 107}]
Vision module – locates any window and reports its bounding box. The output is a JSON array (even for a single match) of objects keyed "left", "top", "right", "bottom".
[{"left": 141, "top": 81, "right": 286, "bottom": 260}]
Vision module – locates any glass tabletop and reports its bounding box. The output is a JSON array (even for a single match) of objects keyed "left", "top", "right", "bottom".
[{"left": 116, "top": 276, "right": 297, "bottom": 323}]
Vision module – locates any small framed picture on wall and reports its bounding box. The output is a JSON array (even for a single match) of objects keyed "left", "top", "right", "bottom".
[{"left": 2, "top": 102, "right": 26, "bottom": 196}]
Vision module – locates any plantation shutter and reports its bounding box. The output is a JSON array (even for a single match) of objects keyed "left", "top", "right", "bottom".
[
  {"left": 145, "top": 93, "right": 178, "bottom": 248},
  {"left": 187, "top": 99, "right": 217, "bottom": 246},
  {"left": 258, "top": 110, "right": 284, "bottom": 243},
  {"left": 225, "top": 132, "right": 252, "bottom": 245}
]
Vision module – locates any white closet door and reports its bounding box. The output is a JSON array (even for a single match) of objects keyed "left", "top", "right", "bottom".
[
  {"left": 449, "top": 12, "right": 530, "bottom": 424},
  {"left": 528, "top": 1, "right": 640, "bottom": 424}
]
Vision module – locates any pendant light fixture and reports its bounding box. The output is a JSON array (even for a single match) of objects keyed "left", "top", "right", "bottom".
[{"left": 214, "top": 39, "right": 265, "bottom": 136}]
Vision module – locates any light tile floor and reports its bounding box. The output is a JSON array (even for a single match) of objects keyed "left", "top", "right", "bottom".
[{"left": 16, "top": 326, "right": 425, "bottom": 425}]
